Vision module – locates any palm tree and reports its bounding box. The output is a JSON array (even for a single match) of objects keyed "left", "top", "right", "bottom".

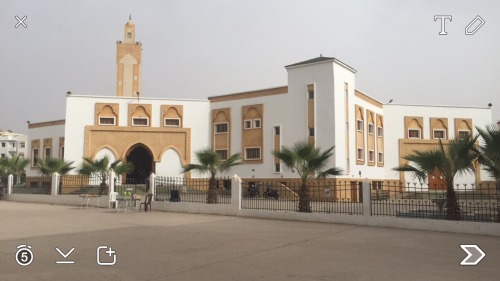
[
  {"left": 272, "top": 142, "right": 342, "bottom": 213},
  {"left": 182, "top": 148, "right": 241, "bottom": 203},
  {"left": 475, "top": 124, "right": 500, "bottom": 222},
  {"left": 36, "top": 157, "right": 75, "bottom": 176},
  {"left": 393, "top": 137, "right": 478, "bottom": 220},
  {"left": 0, "top": 155, "right": 30, "bottom": 184},
  {"left": 78, "top": 156, "right": 134, "bottom": 195}
]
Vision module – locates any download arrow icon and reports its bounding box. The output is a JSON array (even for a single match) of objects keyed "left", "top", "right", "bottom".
[{"left": 460, "top": 245, "right": 485, "bottom": 266}]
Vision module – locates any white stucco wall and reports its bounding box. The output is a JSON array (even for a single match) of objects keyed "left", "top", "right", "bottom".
[
  {"left": 64, "top": 95, "right": 210, "bottom": 176},
  {"left": 383, "top": 104, "right": 494, "bottom": 183},
  {"left": 26, "top": 123, "right": 65, "bottom": 176}
]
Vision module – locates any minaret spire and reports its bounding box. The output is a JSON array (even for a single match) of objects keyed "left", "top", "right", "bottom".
[{"left": 129, "top": 14, "right": 131, "bottom": 20}]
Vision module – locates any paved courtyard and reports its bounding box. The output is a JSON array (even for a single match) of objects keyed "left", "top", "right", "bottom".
[{"left": 0, "top": 201, "right": 498, "bottom": 281}]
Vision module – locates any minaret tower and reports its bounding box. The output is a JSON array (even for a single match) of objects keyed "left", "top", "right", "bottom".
[{"left": 116, "top": 15, "right": 142, "bottom": 97}]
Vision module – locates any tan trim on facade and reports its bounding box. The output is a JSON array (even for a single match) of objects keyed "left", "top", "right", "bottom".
[
  {"left": 398, "top": 139, "right": 481, "bottom": 183},
  {"left": 430, "top": 117, "right": 448, "bottom": 140},
  {"left": 83, "top": 126, "right": 191, "bottom": 166},
  {"left": 28, "top": 119, "right": 65, "bottom": 129},
  {"left": 366, "top": 110, "right": 375, "bottom": 166},
  {"left": 209, "top": 86, "right": 288, "bottom": 103},
  {"left": 212, "top": 108, "right": 231, "bottom": 156},
  {"left": 454, "top": 118, "right": 473, "bottom": 138},
  {"left": 307, "top": 84, "right": 315, "bottom": 145},
  {"left": 59, "top": 137, "right": 65, "bottom": 160},
  {"left": 161, "top": 105, "right": 184, "bottom": 128},
  {"left": 242, "top": 104, "right": 264, "bottom": 164},
  {"left": 95, "top": 103, "right": 120, "bottom": 126},
  {"left": 355, "top": 105, "right": 365, "bottom": 165},
  {"left": 354, "top": 90, "right": 383, "bottom": 108},
  {"left": 376, "top": 114, "right": 384, "bottom": 167},
  {"left": 30, "top": 139, "right": 40, "bottom": 169},
  {"left": 128, "top": 104, "right": 152, "bottom": 127},
  {"left": 404, "top": 116, "right": 424, "bottom": 139}
]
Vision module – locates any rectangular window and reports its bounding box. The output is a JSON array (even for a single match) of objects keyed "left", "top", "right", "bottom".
[
  {"left": 408, "top": 129, "right": 421, "bottom": 139},
  {"left": 244, "top": 120, "right": 252, "bottom": 130},
  {"left": 1, "top": 143, "right": 4, "bottom": 147},
  {"left": 214, "top": 123, "right": 228, "bottom": 133},
  {"left": 368, "top": 150, "right": 375, "bottom": 162},
  {"left": 458, "top": 130, "right": 470, "bottom": 139},
  {"left": 378, "top": 152, "right": 384, "bottom": 163},
  {"left": 377, "top": 127, "right": 383, "bottom": 137},
  {"left": 368, "top": 124, "right": 374, "bottom": 135},
  {"left": 309, "top": 128, "right": 315, "bottom": 137},
  {"left": 253, "top": 119, "right": 261, "bottom": 129},
  {"left": 132, "top": 117, "right": 148, "bottom": 126},
  {"left": 308, "top": 91, "right": 314, "bottom": 99},
  {"left": 357, "top": 120, "right": 363, "bottom": 132},
  {"left": 357, "top": 148, "right": 364, "bottom": 161},
  {"left": 45, "top": 148, "right": 51, "bottom": 159},
  {"left": 99, "top": 117, "right": 116, "bottom": 125},
  {"left": 32, "top": 148, "right": 39, "bottom": 167},
  {"left": 275, "top": 163, "right": 281, "bottom": 173},
  {"left": 20, "top": 141, "right": 25, "bottom": 148},
  {"left": 245, "top": 147, "right": 261, "bottom": 160},
  {"left": 19, "top": 153, "right": 24, "bottom": 158},
  {"left": 0, "top": 154, "right": 5, "bottom": 158},
  {"left": 60, "top": 147, "right": 65, "bottom": 160},
  {"left": 164, "top": 118, "right": 181, "bottom": 127},
  {"left": 274, "top": 126, "right": 280, "bottom": 135},
  {"left": 215, "top": 149, "right": 228, "bottom": 160},
  {"left": 11, "top": 143, "right": 16, "bottom": 147},
  {"left": 433, "top": 130, "right": 446, "bottom": 139}
]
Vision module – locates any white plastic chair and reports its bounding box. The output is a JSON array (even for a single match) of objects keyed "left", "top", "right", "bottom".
[{"left": 109, "top": 192, "right": 119, "bottom": 210}]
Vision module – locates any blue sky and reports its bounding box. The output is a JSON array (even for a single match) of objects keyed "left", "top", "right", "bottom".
[{"left": 1, "top": 0, "right": 499, "bottom": 133}]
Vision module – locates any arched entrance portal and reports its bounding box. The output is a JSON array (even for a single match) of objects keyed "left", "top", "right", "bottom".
[{"left": 125, "top": 144, "right": 154, "bottom": 184}]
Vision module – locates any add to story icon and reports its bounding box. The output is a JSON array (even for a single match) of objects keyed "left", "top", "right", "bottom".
[{"left": 97, "top": 246, "right": 117, "bottom": 266}]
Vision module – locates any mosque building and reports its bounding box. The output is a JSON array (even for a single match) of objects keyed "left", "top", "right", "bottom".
[{"left": 26, "top": 19, "right": 494, "bottom": 186}]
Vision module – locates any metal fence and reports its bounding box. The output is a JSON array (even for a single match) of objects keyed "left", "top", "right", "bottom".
[
  {"left": 371, "top": 182, "right": 499, "bottom": 222},
  {"left": 12, "top": 176, "right": 52, "bottom": 195},
  {"left": 154, "top": 177, "right": 231, "bottom": 204},
  {"left": 241, "top": 180, "right": 364, "bottom": 214},
  {"left": 114, "top": 177, "right": 147, "bottom": 195},
  {"left": 59, "top": 175, "right": 102, "bottom": 195}
]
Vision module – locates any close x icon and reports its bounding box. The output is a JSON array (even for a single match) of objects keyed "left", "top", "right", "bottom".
[{"left": 15, "top": 15, "right": 28, "bottom": 28}]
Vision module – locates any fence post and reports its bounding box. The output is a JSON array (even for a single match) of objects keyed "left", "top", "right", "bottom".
[
  {"left": 362, "top": 179, "right": 371, "bottom": 217},
  {"left": 51, "top": 172, "right": 60, "bottom": 196},
  {"left": 231, "top": 174, "right": 242, "bottom": 212},
  {"left": 109, "top": 170, "right": 116, "bottom": 195},
  {"left": 7, "top": 174, "right": 13, "bottom": 194},
  {"left": 150, "top": 173, "right": 156, "bottom": 201}
]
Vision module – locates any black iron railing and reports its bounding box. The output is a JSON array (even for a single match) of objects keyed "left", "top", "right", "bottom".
[
  {"left": 12, "top": 176, "right": 52, "bottom": 195},
  {"left": 370, "top": 182, "right": 499, "bottom": 222},
  {"left": 241, "top": 180, "right": 363, "bottom": 214},
  {"left": 154, "top": 177, "right": 231, "bottom": 204}
]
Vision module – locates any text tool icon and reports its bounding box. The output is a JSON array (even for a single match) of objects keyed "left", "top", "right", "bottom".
[
  {"left": 460, "top": 244, "right": 485, "bottom": 265},
  {"left": 97, "top": 246, "right": 117, "bottom": 266},
  {"left": 55, "top": 247, "right": 75, "bottom": 264},
  {"left": 16, "top": 245, "right": 34, "bottom": 266},
  {"left": 15, "top": 16, "right": 27, "bottom": 28}
]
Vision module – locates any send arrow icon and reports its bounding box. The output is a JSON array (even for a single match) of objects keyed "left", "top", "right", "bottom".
[
  {"left": 56, "top": 247, "right": 75, "bottom": 264},
  {"left": 460, "top": 245, "right": 485, "bottom": 266}
]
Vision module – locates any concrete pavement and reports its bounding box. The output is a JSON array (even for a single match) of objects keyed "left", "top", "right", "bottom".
[{"left": 0, "top": 201, "right": 498, "bottom": 281}]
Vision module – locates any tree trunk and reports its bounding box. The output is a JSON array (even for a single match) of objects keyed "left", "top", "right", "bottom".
[
  {"left": 99, "top": 181, "right": 108, "bottom": 196},
  {"left": 445, "top": 185, "right": 461, "bottom": 220},
  {"left": 298, "top": 182, "right": 311, "bottom": 213},
  {"left": 206, "top": 177, "right": 218, "bottom": 204}
]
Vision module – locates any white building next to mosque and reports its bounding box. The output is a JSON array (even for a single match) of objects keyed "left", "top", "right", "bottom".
[{"left": 25, "top": 19, "right": 494, "bottom": 187}]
